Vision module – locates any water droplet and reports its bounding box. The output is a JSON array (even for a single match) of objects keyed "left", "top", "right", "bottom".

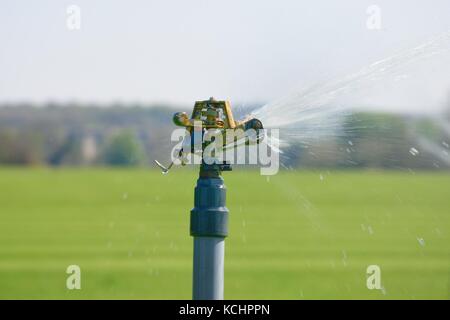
[
  {"left": 409, "top": 147, "right": 419, "bottom": 156},
  {"left": 342, "top": 250, "right": 348, "bottom": 267},
  {"left": 417, "top": 237, "right": 426, "bottom": 247}
]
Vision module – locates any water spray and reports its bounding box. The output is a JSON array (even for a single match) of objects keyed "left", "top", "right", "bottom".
[{"left": 155, "top": 97, "right": 264, "bottom": 300}]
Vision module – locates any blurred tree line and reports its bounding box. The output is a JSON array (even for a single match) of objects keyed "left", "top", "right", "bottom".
[
  {"left": 0, "top": 104, "right": 175, "bottom": 166},
  {"left": 0, "top": 103, "right": 449, "bottom": 170}
]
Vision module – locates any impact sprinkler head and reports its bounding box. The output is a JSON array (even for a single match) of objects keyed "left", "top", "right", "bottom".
[
  {"left": 155, "top": 98, "right": 266, "bottom": 300},
  {"left": 154, "top": 98, "right": 264, "bottom": 174}
]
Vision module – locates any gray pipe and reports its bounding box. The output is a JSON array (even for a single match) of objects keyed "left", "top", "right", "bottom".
[
  {"left": 190, "top": 165, "right": 229, "bottom": 300},
  {"left": 192, "top": 237, "right": 225, "bottom": 300}
]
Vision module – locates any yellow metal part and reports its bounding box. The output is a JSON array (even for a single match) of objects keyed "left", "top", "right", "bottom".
[{"left": 174, "top": 98, "right": 237, "bottom": 129}]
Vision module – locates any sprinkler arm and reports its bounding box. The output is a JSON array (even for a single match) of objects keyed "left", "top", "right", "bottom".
[
  {"left": 154, "top": 148, "right": 184, "bottom": 174},
  {"left": 154, "top": 159, "right": 174, "bottom": 174}
]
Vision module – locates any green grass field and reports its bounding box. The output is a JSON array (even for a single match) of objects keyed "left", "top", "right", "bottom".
[{"left": 0, "top": 168, "right": 448, "bottom": 299}]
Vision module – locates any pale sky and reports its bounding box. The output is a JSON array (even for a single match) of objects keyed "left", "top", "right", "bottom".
[{"left": 0, "top": 0, "right": 449, "bottom": 113}]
